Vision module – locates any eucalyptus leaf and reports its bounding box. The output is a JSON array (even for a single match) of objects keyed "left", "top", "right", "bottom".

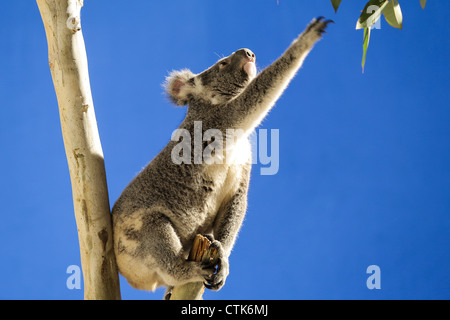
[
  {"left": 362, "top": 27, "right": 371, "bottom": 73},
  {"left": 331, "top": 0, "right": 342, "bottom": 13},
  {"left": 356, "top": 0, "right": 389, "bottom": 30},
  {"left": 383, "top": 0, "right": 403, "bottom": 29},
  {"left": 420, "top": 0, "right": 427, "bottom": 9}
]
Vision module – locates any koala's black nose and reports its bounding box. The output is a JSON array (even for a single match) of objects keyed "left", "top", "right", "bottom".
[
  {"left": 236, "top": 48, "right": 256, "bottom": 61},
  {"left": 244, "top": 49, "right": 255, "bottom": 60}
]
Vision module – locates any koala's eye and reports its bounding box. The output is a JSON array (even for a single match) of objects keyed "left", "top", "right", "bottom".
[{"left": 219, "top": 61, "right": 229, "bottom": 68}]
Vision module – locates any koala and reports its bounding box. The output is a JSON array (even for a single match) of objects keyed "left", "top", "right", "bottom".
[{"left": 112, "top": 17, "right": 332, "bottom": 295}]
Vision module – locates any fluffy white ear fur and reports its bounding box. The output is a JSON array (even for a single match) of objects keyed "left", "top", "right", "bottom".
[{"left": 164, "top": 69, "right": 196, "bottom": 106}]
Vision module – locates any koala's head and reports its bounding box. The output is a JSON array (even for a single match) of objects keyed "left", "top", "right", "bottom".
[{"left": 165, "top": 48, "right": 256, "bottom": 106}]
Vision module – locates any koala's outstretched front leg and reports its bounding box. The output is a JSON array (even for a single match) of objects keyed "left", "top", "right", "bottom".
[
  {"left": 205, "top": 174, "right": 250, "bottom": 290},
  {"left": 227, "top": 17, "right": 333, "bottom": 131}
]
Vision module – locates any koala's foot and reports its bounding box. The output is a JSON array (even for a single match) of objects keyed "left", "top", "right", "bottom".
[{"left": 204, "top": 240, "right": 229, "bottom": 291}]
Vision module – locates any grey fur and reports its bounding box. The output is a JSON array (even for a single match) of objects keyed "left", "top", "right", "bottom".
[{"left": 112, "top": 17, "right": 332, "bottom": 293}]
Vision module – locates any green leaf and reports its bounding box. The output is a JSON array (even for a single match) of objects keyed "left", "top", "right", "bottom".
[
  {"left": 356, "top": 0, "right": 389, "bottom": 30},
  {"left": 331, "top": 0, "right": 342, "bottom": 13},
  {"left": 362, "top": 27, "right": 371, "bottom": 73},
  {"left": 383, "top": 0, "right": 403, "bottom": 29},
  {"left": 420, "top": 0, "right": 427, "bottom": 9}
]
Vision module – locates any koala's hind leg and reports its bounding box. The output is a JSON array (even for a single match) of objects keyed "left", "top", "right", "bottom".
[{"left": 137, "top": 212, "right": 216, "bottom": 288}]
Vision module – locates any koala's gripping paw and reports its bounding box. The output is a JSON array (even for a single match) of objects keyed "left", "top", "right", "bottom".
[
  {"left": 185, "top": 260, "right": 217, "bottom": 285},
  {"left": 303, "top": 16, "right": 334, "bottom": 41},
  {"left": 203, "top": 240, "right": 229, "bottom": 291}
]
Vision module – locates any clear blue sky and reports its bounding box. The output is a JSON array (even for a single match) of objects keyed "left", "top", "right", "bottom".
[{"left": 0, "top": 1, "right": 449, "bottom": 300}]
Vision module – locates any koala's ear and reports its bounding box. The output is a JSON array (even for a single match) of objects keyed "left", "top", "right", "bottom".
[{"left": 164, "top": 69, "right": 196, "bottom": 106}]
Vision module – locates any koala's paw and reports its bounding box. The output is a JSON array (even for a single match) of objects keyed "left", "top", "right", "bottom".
[
  {"left": 304, "top": 16, "right": 334, "bottom": 41},
  {"left": 183, "top": 259, "right": 216, "bottom": 282},
  {"left": 203, "top": 240, "right": 229, "bottom": 291}
]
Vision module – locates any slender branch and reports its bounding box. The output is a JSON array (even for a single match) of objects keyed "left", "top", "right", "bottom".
[{"left": 36, "top": 0, "right": 121, "bottom": 300}]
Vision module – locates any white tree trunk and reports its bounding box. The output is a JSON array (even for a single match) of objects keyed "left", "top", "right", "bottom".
[{"left": 36, "top": 0, "right": 121, "bottom": 300}]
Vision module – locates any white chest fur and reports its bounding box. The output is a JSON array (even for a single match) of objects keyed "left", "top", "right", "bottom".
[{"left": 202, "top": 136, "right": 251, "bottom": 219}]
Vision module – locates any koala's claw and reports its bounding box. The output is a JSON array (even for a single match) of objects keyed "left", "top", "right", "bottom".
[
  {"left": 305, "top": 16, "right": 334, "bottom": 36},
  {"left": 201, "top": 264, "right": 216, "bottom": 276},
  {"left": 204, "top": 280, "right": 224, "bottom": 291},
  {"left": 204, "top": 267, "right": 225, "bottom": 291},
  {"left": 202, "top": 240, "right": 229, "bottom": 291},
  {"left": 202, "top": 234, "right": 215, "bottom": 243}
]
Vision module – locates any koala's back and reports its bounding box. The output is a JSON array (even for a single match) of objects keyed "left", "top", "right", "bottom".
[{"left": 113, "top": 143, "right": 207, "bottom": 237}]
